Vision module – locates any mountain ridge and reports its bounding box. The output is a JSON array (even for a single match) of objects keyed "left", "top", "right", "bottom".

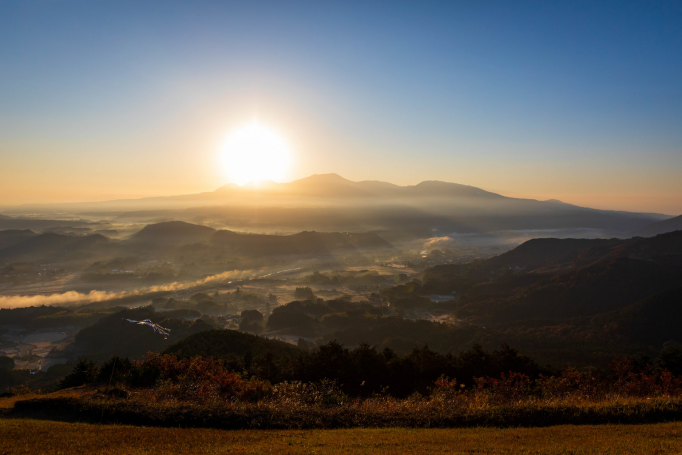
[
  {"left": 2, "top": 174, "right": 671, "bottom": 235},
  {"left": 635, "top": 214, "right": 682, "bottom": 237},
  {"left": 6, "top": 173, "right": 670, "bottom": 216}
]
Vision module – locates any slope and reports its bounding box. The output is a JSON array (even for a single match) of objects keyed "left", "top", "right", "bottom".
[
  {"left": 210, "top": 229, "right": 391, "bottom": 255},
  {"left": 0, "top": 232, "right": 111, "bottom": 262},
  {"left": 635, "top": 215, "right": 682, "bottom": 237},
  {"left": 163, "top": 329, "right": 301, "bottom": 361},
  {"left": 130, "top": 221, "right": 216, "bottom": 245}
]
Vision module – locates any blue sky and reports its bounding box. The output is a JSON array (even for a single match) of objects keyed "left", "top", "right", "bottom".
[{"left": 1, "top": 1, "right": 681, "bottom": 213}]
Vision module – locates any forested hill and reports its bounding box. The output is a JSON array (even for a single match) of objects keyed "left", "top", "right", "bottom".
[
  {"left": 210, "top": 230, "right": 391, "bottom": 254},
  {"left": 129, "top": 221, "right": 392, "bottom": 254},
  {"left": 373, "top": 230, "right": 682, "bottom": 365},
  {"left": 424, "top": 229, "right": 682, "bottom": 280},
  {"left": 163, "top": 329, "right": 302, "bottom": 362}
]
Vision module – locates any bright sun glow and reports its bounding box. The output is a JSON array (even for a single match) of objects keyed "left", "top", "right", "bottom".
[{"left": 220, "top": 121, "right": 291, "bottom": 186}]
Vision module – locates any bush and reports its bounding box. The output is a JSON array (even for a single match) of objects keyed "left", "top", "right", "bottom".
[
  {"left": 126, "top": 363, "right": 161, "bottom": 388},
  {"left": 134, "top": 353, "right": 271, "bottom": 402}
]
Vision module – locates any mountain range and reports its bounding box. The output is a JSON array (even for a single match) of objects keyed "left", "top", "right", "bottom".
[
  {"left": 0, "top": 221, "right": 391, "bottom": 263},
  {"left": 635, "top": 214, "right": 682, "bottom": 237},
  {"left": 131, "top": 221, "right": 391, "bottom": 254},
  {"left": 0, "top": 174, "right": 676, "bottom": 236}
]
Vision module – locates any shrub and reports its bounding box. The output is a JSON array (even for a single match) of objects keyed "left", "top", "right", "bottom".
[{"left": 132, "top": 353, "right": 271, "bottom": 402}]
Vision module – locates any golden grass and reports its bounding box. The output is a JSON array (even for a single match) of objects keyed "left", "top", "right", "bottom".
[{"left": 1, "top": 419, "right": 682, "bottom": 454}]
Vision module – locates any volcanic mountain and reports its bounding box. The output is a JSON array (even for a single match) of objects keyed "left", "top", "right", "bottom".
[{"left": 7, "top": 174, "right": 672, "bottom": 235}]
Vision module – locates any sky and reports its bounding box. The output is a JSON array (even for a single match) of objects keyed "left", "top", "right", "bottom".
[{"left": 0, "top": 0, "right": 681, "bottom": 214}]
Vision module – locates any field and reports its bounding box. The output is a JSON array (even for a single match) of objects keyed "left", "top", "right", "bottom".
[{"left": 1, "top": 419, "right": 682, "bottom": 454}]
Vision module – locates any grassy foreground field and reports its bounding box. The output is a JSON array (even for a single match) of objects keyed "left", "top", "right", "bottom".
[{"left": 2, "top": 419, "right": 682, "bottom": 454}]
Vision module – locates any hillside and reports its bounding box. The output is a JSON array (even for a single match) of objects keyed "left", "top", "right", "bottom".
[
  {"left": 636, "top": 215, "right": 682, "bottom": 237},
  {"left": 124, "top": 221, "right": 392, "bottom": 254},
  {"left": 0, "top": 217, "right": 92, "bottom": 231},
  {"left": 210, "top": 230, "right": 391, "bottom": 255},
  {"left": 437, "top": 231, "right": 682, "bottom": 322},
  {"left": 0, "top": 221, "right": 392, "bottom": 264},
  {"left": 370, "top": 230, "right": 682, "bottom": 365},
  {"left": 459, "top": 255, "right": 682, "bottom": 323},
  {"left": 449, "top": 230, "right": 682, "bottom": 277},
  {"left": 0, "top": 232, "right": 110, "bottom": 261},
  {"left": 0, "top": 229, "right": 37, "bottom": 249},
  {"left": 163, "top": 329, "right": 301, "bottom": 361},
  {"left": 130, "top": 221, "right": 216, "bottom": 244},
  {"left": 595, "top": 287, "right": 682, "bottom": 346},
  {"left": 66, "top": 306, "right": 215, "bottom": 361},
  {"left": 480, "top": 237, "right": 621, "bottom": 272}
]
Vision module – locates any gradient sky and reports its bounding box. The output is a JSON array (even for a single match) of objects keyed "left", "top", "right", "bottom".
[{"left": 1, "top": 1, "right": 681, "bottom": 214}]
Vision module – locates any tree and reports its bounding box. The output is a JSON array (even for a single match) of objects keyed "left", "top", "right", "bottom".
[
  {"left": 59, "top": 359, "right": 98, "bottom": 389},
  {"left": 294, "top": 287, "right": 315, "bottom": 300}
]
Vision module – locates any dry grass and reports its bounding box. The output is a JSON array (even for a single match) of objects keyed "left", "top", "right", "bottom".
[{"left": 1, "top": 419, "right": 682, "bottom": 454}]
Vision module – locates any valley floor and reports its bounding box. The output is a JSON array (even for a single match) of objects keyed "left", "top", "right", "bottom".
[{"left": 1, "top": 419, "right": 681, "bottom": 454}]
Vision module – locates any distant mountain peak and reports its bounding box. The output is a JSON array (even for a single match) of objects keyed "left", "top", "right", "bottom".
[
  {"left": 296, "top": 173, "right": 351, "bottom": 183},
  {"left": 215, "top": 183, "right": 240, "bottom": 192},
  {"left": 240, "top": 179, "right": 279, "bottom": 189},
  {"left": 635, "top": 214, "right": 682, "bottom": 237},
  {"left": 131, "top": 221, "right": 216, "bottom": 244}
]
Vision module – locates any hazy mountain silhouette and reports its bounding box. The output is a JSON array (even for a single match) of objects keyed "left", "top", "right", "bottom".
[
  {"left": 131, "top": 221, "right": 217, "bottom": 245},
  {"left": 210, "top": 229, "right": 391, "bottom": 255},
  {"left": 0, "top": 230, "right": 37, "bottom": 250},
  {"left": 0, "top": 219, "right": 392, "bottom": 263},
  {"left": 635, "top": 214, "right": 682, "bottom": 237},
  {"left": 0, "top": 216, "right": 92, "bottom": 231},
  {"left": 214, "top": 173, "right": 502, "bottom": 199},
  {"left": 0, "top": 232, "right": 110, "bottom": 261},
  {"left": 129, "top": 221, "right": 391, "bottom": 255},
  {"left": 7, "top": 174, "right": 671, "bottom": 234}
]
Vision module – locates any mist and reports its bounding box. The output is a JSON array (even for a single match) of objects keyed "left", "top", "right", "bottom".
[{"left": 0, "top": 269, "right": 259, "bottom": 309}]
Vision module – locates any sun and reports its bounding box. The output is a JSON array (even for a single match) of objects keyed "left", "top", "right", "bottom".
[{"left": 220, "top": 121, "right": 291, "bottom": 186}]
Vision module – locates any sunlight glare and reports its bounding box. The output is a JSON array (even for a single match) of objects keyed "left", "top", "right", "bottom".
[{"left": 220, "top": 121, "right": 291, "bottom": 186}]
